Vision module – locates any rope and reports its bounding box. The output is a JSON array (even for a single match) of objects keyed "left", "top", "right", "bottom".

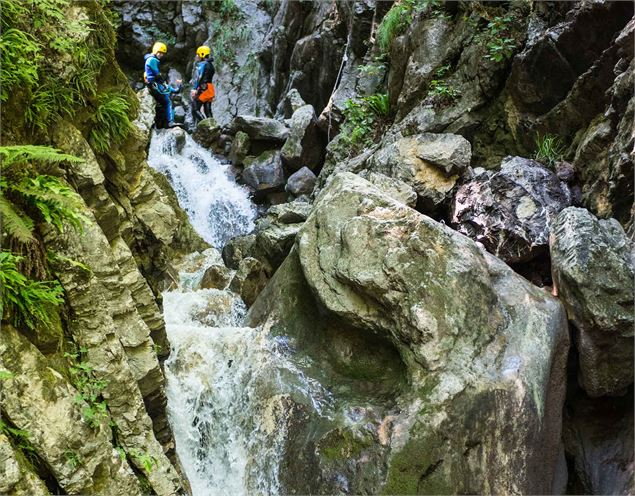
[{"left": 327, "top": 29, "right": 352, "bottom": 143}]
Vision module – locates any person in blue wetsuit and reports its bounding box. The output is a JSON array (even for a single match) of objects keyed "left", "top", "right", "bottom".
[
  {"left": 144, "top": 41, "right": 182, "bottom": 129},
  {"left": 190, "top": 45, "right": 216, "bottom": 124}
]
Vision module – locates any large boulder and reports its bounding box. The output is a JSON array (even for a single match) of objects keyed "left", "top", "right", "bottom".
[
  {"left": 200, "top": 263, "right": 233, "bottom": 290},
  {"left": 280, "top": 104, "right": 324, "bottom": 171},
  {"left": 267, "top": 201, "right": 313, "bottom": 225},
  {"left": 252, "top": 223, "right": 302, "bottom": 275},
  {"left": 221, "top": 234, "right": 256, "bottom": 270},
  {"left": 452, "top": 156, "right": 572, "bottom": 263},
  {"left": 248, "top": 172, "right": 569, "bottom": 494},
  {"left": 229, "top": 115, "right": 289, "bottom": 143},
  {"left": 228, "top": 131, "right": 250, "bottom": 166},
  {"left": 285, "top": 166, "right": 317, "bottom": 197},
  {"left": 550, "top": 207, "right": 634, "bottom": 397},
  {"left": 191, "top": 118, "right": 221, "bottom": 150},
  {"left": 358, "top": 170, "right": 418, "bottom": 208},
  {"left": 366, "top": 133, "right": 471, "bottom": 213}
]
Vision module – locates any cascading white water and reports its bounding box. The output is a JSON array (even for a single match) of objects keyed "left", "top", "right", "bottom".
[
  {"left": 147, "top": 130, "right": 255, "bottom": 247},
  {"left": 148, "top": 130, "right": 330, "bottom": 495}
]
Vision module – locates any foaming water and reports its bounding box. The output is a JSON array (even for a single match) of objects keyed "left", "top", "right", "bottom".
[
  {"left": 147, "top": 129, "right": 255, "bottom": 247},
  {"left": 163, "top": 251, "right": 331, "bottom": 495},
  {"left": 148, "top": 130, "right": 326, "bottom": 495}
]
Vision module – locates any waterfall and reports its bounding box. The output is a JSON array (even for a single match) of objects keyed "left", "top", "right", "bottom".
[
  {"left": 147, "top": 130, "right": 330, "bottom": 495},
  {"left": 147, "top": 129, "right": 255, "bottom": 247}
]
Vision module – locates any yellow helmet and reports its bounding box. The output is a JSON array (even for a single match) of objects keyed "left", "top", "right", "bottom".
[
  {"left": 196, "top": 45, "right": 211, "bottom": 58},
  {"left": 152, "top": 42, "right": 167, "bottom": 55}
]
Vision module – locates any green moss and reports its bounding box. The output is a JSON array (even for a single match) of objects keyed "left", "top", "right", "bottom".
[
  {"left": 318, "top": 428, "right": 372, "bottom": 462},
  {"left": 382, "top": 431, "right": 451, "bottom": 495}
]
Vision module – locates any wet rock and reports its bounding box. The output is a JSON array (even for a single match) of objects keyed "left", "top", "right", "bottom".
[
  {"left": 452, "top": 156, "right": 572, "bottom": 263},
  {"left": 285, "top": 166, "right": 317, "bottom": 197},
  {"left": 250, "top": 172, "right": 569, "bottom": 494},
  {"left": 358, "top": 170, "right": 417, "bottom": 208},
  {"left": 229, "top": 257, "right": 269, "bottom": 307},
  {"left": 40, "top": 207, "right": 184, "bottom": 495},
  {"left": 222, "top": 234, "right": 256, "bottom": 270},
  {"left": 200, "top": 264, "right": 232, "bottom": 290},
  {"left": 280, "top": 104, "right": 324, "bottom": 171},
  {"left": 267, "top": 201, "right": 313, "bottom": 225},
  {"left": 242, "top": 151, "right": 286, "bottom": 191},
  {"left": 572, "top": 54, "right": 634, "bottom": 225},
  {"left": 550, "top": 207, "right": 634, "bottom": 397},
  {"left": 228, "top": 131, "right": 250, "bottom": 166},
  {"left": 252, "top": 223, "right": 302, "bottom": 275},
  {"left": 366, "top": 133, "right": 471, "bottom": 213},
  {"left": 132, "top": 88, "right": 156, "bottom": 143},
  {"left": 191, "top": 117, "right": 221, "bottom": 150},
  {"left": 165, "top": 127, "right": 187, "bottom": 154},
  {"left": 508, "top": 1, "right": 632, "bottom": 115},
  {"left": 173, "top": 105, "right": 186, "bottom": 123},
  {"left": 229, "top": 115, "right": 289, "bottom": 143}
]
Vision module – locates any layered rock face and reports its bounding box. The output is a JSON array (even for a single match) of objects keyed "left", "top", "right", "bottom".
[
  {"left": 0, "top": 2, "right": 205, "bottom": 492},
  {"left": 248, "top": 173, "right": 569, "bottom": 494}
]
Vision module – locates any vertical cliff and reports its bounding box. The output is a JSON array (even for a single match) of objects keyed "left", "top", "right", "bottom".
[{"left": 0, "top": 1, "right": 206, "bottom": 494}]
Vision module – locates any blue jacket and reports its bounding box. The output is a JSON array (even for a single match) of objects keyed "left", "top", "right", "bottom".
[
  {"left": 144, "top": 53, "right": 162, "bottom": 84},
  {"left": 192, "top": 59, "right": 215, "bottom": 90}
]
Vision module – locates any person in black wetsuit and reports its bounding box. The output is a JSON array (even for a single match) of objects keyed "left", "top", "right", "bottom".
[{"left": 190, "top": 45, "right": 216, "bottom": 124}]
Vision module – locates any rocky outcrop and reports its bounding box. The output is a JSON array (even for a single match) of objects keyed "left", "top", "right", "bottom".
[
  {"left": 452, "top": 156, "right": 572, "bottom": 263},
  {"left": 550, "top": 207, "right": 634, "bottom": 397},
  {"left": 366, "top": 133, "right": 471, "bottom": 213},
  {"left": 40, "top": 207, "right": 183, "bottom": 495},
  {"left": 0, "top": 432, "right": 50, "bottom": 496},
  {"left": 248, "top": 172, "right": 569, "bottom": 494},
  {"left": 358, "top": 170, "right": 418, "bottom": 208},
  {"left": 229, "top": 257, "right": 269, "bottom": 307},
  {"left": 0, "top": 325, "right": 144, "bottom": 495},
  {"left": 229, "top": 116, "right": 289, "bottom": 143}
]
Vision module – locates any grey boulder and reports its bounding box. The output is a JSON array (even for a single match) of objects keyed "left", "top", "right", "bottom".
[
  {"left": 280, "top": 104, "right": 324, "bottom": 171},
  {"left": 550, "top": 207, "right": 634, "bottom": 396},
  {"left": 229, "top": 115, "right": 289, "bottom": 143},
  {"left": 366, "top": 133, "right": 471, "bottom": 212},
  {"left": 452, "top": 156, "right": 572, "bottom": 263},
  {"left": 286, "top": 167, "right": 317, "bottom": 197},
  {"left": 242, "top": 151, "right": 286, "bottom": 191}
]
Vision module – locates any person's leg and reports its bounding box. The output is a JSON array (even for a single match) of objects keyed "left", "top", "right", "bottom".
[
  {"left": 167, "top": 98, "right": 174, "bottom": 123},
  {"left": 192, "top": 98, "right": 206, "bottom": 123},
  {"left": 149, "top": 85, "right": 166, "bottom": 129},
  {"left": 203, "top": 101, "right": 212, "bottom": 119}
]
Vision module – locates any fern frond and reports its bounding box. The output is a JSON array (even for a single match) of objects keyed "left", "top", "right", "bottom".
[
  {"left": 0, "top": 250, "right": 64, "bottom": 329},
  {"left": 10, "top": 176, "right": 89, "bottom": 233},
  {"left": 0, "top": 145, "right": 83, "bottom": 168},
  {"left": 0, "top": 197, "right": 34, "bottom": 243}
]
